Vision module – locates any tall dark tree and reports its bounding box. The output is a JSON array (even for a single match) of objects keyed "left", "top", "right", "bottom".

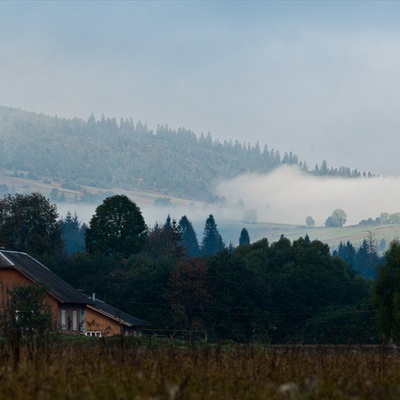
[
  {"left": 178, "top": 215, "right": 199, "bottom": 257},
  {"left": 337, "top": 241, "right": 356, "bottom": 268},
  {"left": 355, "top": 236, "right": 380, "bottom": 278},
  {"left": 201, "top": 214, "right": 225, "bottom": 256},
  {"left": 164, "top": 214, "right": 172, "bottom": 230},
  {"left": 59, "top": 212, "right": 85, "bottom": 255},
  {"left": 239, "top": 228, "right": 250, "bottom": 246},
  {"left": 0, "top": 193, "right": 62, "bottom": 257},
  {"left": 85, "top": 195, "right": 146, "bottom": 257}
]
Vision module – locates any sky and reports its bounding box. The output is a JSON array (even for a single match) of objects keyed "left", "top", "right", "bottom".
[{"left": 1, "top": 1, "right": 400, "bottom": 176}]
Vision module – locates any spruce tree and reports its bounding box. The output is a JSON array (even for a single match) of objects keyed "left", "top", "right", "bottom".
[
  {"left": 59, "top": 212, "right": 85, "bottom": 255},
  {"left": 239, "top": 228, "right": 250, "bottom": 246},
  {"left": 201, "top": 214, "right": 225, "bottom": 256},
  {"left": 178, "top": 215, "right": 199, "bottom": 257}
]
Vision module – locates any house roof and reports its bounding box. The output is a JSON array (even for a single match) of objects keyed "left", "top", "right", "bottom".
[
  {"left": 87, "top": 296, "right": 149, "bottom": 328},
  {"left": 0, "top": 250, "right": 94, "bottom": 305}
]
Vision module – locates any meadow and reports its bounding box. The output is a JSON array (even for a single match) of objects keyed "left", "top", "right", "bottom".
[{"left": 1, "top": 337, "right": 400, "bottom": 399}]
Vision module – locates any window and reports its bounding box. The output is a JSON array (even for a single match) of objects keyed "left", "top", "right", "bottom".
[
  {"left": 79, "top": 310, "right": 85, "bottom": 332},
  {"left": 85, "top": 331, "right": 102, "bottom": 337},
  {"left": 61, "top": 310, "right": 66, "bottom": 331},
  {"left": 72, "top": 310, "right": 77, "bottom": 331}
]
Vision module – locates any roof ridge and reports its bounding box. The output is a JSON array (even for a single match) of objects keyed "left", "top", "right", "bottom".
[{"left": 0, "top": 251, "right": 16, "bottom": 266}]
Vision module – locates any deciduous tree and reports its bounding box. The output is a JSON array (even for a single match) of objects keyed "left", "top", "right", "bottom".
[
  {"left": 0, "top": 193, "right": 62, "bottom": 257},
  {"left": 305, "top": 216, "right": 315, "bottom": 226},
  {"left": 85, "top": 195, "right": 146, "bottom": 257},
  {"left": 325, "top": 209, "right": 347, "bottom": 227}
]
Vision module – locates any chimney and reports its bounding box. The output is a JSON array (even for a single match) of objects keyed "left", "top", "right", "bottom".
[{"left": 92, "top": 293, "right": 96, "bottom": 302}]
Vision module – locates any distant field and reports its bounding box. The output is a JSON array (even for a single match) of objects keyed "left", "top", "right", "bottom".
[
  {"left": 236, "top": 222, "right": 400, "bottom": 252},
  {"left": 212, "top": 212, "right": 400, "bottom": 252},
  {"left": 1, "top": 172, "right": 399, "bottom": 252}
]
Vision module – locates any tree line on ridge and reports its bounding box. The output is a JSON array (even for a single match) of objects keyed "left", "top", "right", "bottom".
[{"left": 0, "top": 106, "right": 374, "bottom": 202}]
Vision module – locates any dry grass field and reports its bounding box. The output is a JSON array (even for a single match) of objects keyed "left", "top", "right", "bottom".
[{"left": 1, "top": 337, "right": 400, "bottom": 399}]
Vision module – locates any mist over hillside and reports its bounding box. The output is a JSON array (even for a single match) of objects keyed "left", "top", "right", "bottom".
[
  {"left": 216, "top": 165, "right": 400, "bottom": 226},
  {"left": 1, "top": 105, "right": 392, "bottom": 247},
  {"left": 0, "top": 106, "right": 373, "bottom": 203}
]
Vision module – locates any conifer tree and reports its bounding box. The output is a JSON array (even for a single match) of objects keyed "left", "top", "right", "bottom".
[
  {"left": 178, "top": 215, "right": 199, "bottom": 257},
  {"left": 239, "top": 228, "right": 250, "bottom": 246},
  {"left": 59, "top": 212, "right": 85, "bottom": 255},
  {"left": 201, "top": 214, "right": 225, "bottom": 256}
]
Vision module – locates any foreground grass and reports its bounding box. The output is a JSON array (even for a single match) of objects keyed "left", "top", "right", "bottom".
[{"left": 0, "top": 337, "right": 399, "bottom": 399}]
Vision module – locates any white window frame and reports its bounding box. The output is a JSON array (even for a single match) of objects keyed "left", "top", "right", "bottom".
[
  {"left": 79, "top": 309, "right": 85, "bottom": 332},
  {"left": 72, "top": 310, "right": 77, "bottom": 331},
  {"left": 61, "top": 310, "right": 66, "bottom": 331},
  {"left": 85, "top": 330, "right": 102, "bottom": 337}
]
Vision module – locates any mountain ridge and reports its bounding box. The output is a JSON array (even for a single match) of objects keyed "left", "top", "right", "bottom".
[{"left": 0, "top": 105, "right": 373, "bottom": 202}]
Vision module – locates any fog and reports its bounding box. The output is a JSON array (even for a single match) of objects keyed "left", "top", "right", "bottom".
[
  {"left": 56, "top": 165, "right": 400, "bottom": 235},
  {"left": 215, "top": 165, "right": 400, "bottom": 226},
  {"left": 53, "top": 165, "right": 400, "bottom": 249}
]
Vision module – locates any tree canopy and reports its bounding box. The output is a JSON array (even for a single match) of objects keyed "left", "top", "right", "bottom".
[
  {"left": 325, "top": 209, "right": 347, "bottom": 227},
  {"left": 0, "top": 192, "right": 62, "bottom": 257},
  {"left": 85, "top": 195, "right": 147, "bottom": 257}
]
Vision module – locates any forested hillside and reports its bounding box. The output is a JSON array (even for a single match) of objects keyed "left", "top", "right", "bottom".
[{"left": 0, "top": 106, "right": 372, "bottom": 201}]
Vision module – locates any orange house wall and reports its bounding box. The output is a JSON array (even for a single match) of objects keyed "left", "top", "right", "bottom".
[
  {"left": 0, "top": 268, "right": 58, "bottom": 318},
  {"left": 86, "top": 307, "right": 125, "bottom": 336}
]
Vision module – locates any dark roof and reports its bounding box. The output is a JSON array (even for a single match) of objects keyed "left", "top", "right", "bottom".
[
  {"left": 0, "top": 250, "right": 94, "bottom": 305},
  {"left": 88, "top": 296, "right": 148, "bottom": 327}
]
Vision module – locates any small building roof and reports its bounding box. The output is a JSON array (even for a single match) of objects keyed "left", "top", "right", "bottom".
[
  {"left": 0, "top": 250, "right": 94, "bottom": 305},
  {"left": 87, "top": 296, "right": 149, "bottom": 328}
]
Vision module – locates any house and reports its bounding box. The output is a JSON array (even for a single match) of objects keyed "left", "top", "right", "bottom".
[
  {"left": 0, "top": 250, "right": 147, "bottom": 336},
  {"left": 85, "top": 294, "right": 147, "bottom": 337}
]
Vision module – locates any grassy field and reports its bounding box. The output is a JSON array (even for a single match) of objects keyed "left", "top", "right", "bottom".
[
  {"left": 218, "top": 218, "right": 400, "bottom": 253},
  {"left": 1, "top": 337, "right": 400, "bottom": 399}
]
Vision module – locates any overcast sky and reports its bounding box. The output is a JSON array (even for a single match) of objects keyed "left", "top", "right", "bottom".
[{"left": 1, "top": 1, "right": 400, "bottom": 176}]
